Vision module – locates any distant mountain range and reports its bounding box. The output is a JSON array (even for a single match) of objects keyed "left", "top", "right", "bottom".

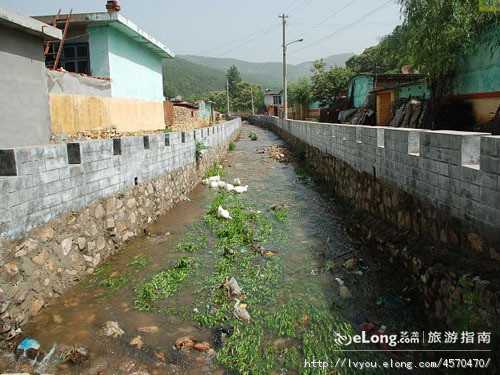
[{"left": 164, "top": 53, "right": 354, "bottom": 98}]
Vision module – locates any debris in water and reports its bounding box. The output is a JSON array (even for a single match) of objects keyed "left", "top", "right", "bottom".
[
  {"left": 209, "top": 180, "right": 219, "bottom": 189},
  {"left": 137, "top": 326, "right": 159, "bottom": 334},
  {"left": 35, "top": 343, "right": 57, "bottom": 372},
  {"left": 217, "top": 206, "right": 232, "bottom": 220},
  {"left": 233, "top": 299, "right": 251, "bottom": 323},
  {"left": 225, "top": 183, "right": 235, "bottom": 192},
  {"left": 130, "top": 336, "right": 144, "bottom": 350},
  {"left": 193, "top": 342, "right": 211, "bottom": 352},
  {"left": 15, "top": 337, "right": 40, "bottom": 360},
  {"left": 217, "top": 181, "right": 227, "bottom": 189},
  {"left": 265, "top": 145, "right": 293, "bottom": 163},
  {"left": 270, "top": 203, "right": 288, "bottom": 211},
  {"left": 175, "top": 336, "right": 194, "bottom": 350},
  {"left": 60, "top": 345, "right": 89, "bottom": 365},
  {"left": 233, "top": 178, "right": 241, "bottom": 186},
  {"left": 213, "top": 326, "right": 234, "bottom": 349},
  {"left": 335, "top": 278, "right": 352, "bottom": 299},
  {"left": 208, "top": 176, "right": 220, "bottom": 182},
  {"left": 343, "top": 257, "right": 357, "bottom": 271},
  {"left": 223, "top": 277, "right": 242, "bottom": 299},
  {"left": 101, "top": 321, "right": 124, "bottom": 338},
  {"left": 233, "top": 185, "right": 248, "bottom": 194},
  {"left": 252, "top": 244, "right": 278, "bottom": 257}
]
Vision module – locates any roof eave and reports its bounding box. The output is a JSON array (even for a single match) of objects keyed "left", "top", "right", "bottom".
[
  {"left": 0, "top": 7, "right": 61, "bottom": 40},
  {"left": 87, "top": 12, "right": 174, "bottom": 58}
]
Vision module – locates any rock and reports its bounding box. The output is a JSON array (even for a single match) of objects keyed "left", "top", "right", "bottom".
[
  {"left": 233, "top": 300, "right": 251, "bottom": 323},
  {"left": 175, "top": 336, "right": 194, "bottom": 350},
  {"left": 223, "top": 277, "right": 242, "bottom": 298},
  {"left": 4, "top": 262, "right": 19, "bottom": 276},
  {"left": 467, "top": 233, "right": 482, "bottom": 253},
  {"left": 127, "top": 198, "right": 137, "bottom": 209},
  {"left": 138, "top": 326, "right": 159, "bottom": 334},
  {"left": 77, "top": 237, "right": 87, "bottom": 250},
  {"left": 101, "top": 321, "right": 125, "bottom": 338},
  {"left": 31, "top": 298, "right": 44, "bottom": 316},
  {"left": 61, "top": 345, "right": 89, "bottom": 364},
  {"left": 106, "top": 218, "right": 115, "bottom": 229},
  {"left": 35, "top": 226, "right": 55, "bottom": 242},
  {"left": 94, "top": 204, "right": 106, "bottom": 220},
  {"left": 96, "top": 236, "right": 106, "bottom": 251},
  {"left": 32, "top": 250, "right": 48, "bottom": 266},
  {"left": 130, "top": 336, "right": 144, "bottom": 350},
  {"left": 61, "top": 238, "right": 73, "bottom": 256},
  {"left": 193, "top": 342, "right": 211, "bottom": 352}
]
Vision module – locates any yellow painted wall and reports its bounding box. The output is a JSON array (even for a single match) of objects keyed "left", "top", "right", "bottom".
[
  {"left": 465, "top": 97, "right": 500, "bottom": 124},
  {"left": 49, "top": 95, "right": 166, "bottom": 135}
]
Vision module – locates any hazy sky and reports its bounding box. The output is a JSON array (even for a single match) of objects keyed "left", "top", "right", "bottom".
[{"left": 0, "top": 0, "right": 402, "bottom": 64}]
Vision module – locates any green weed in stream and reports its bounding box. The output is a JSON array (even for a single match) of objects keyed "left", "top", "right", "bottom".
[
  {"left": 229, "top": 142, "right": 236, "bottom": 151},
  {"left": 205, "top": 163, "right": 224, "bottom": 178},
  {"left": 128, "top": 255, "right": 150, "bottom": 270},
  {"left": 176, "top": 230, "right": 208, "bottom": 253},
  {"left": 273, "top": 207, "right": 288, "bottom": 223},
  {"left": 134, "top": 256, "right": 195, "bottom": 311},
  {"left": 185, "top": 191, "right": 386, "bottom": 374}
]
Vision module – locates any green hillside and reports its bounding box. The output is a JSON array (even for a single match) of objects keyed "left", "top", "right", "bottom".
[
  {"left": 164, "top": 53, "right": 354, "bottom": 98},
  {"left": 163, "top": 57, "right": 227, "bottom": 99}
]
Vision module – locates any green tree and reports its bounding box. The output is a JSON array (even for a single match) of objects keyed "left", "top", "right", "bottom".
[
  {"left": 226, "top": 65, "right": 242, "bottom": 97},
  {"left": 232, "top": 82, "right": 264, "bottom": 113},
  {"left": 311, "top": 60, "right": 354, "bottom": 107},
  {"left": 207, "top": 90, "right": 227, "bottom": 113},
  {"left": 289, "top": 78, "right": 312, "bottom": 120},
  {"left": 399, "top": 0, "right": 499, "bottom": 86}
]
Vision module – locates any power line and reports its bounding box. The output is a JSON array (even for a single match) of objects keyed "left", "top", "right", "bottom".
[
  {"left": 290, "top": 0, "right": 394, "bottom": 55},
  {"left": 313, "top": 0, "right": 359, "bottom": 28},
  {"left": 194, "top": 0, "right": 305, "bottom": 57}
]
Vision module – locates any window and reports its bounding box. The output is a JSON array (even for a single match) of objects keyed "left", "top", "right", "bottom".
[
  {"left": 273, "top": 95, "right": 282, "bottom": 105},
  {"left": 47, "top": 43, "right": 90, "bottom": 74}
]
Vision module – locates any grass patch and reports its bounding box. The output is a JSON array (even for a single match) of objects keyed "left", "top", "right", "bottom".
[
  {"left": 176, "top": 230, "right": 208, "bottom": 253},
  {"left": 273, "top": 207, "right": 288, "bottom": 223},
  {"left": 128, "top": 255, "right": 150, "bottom": 270},
  {"left": 229, "top": 142, "right": 236, "bottom": 151},
  {"left": 134, "top": 257, "right": 195, "bottom": 311},
  {"left": 205, "top": 162, "right": 224, "bottom": 178}
]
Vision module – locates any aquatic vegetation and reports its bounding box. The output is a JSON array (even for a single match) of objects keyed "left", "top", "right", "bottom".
[
  {"left": 205, "top": 163, "right": 225, "bottom": 178},
  {"left": 128, "top": 255, "right": 150, "bottom": 270},
  {"left": 273, "top": 207, "right": 288, "bottom": 223},
  {"left": 229, "top": 142, "right": 236, "bottom": 151},
  {"left": 134, "top": 257, "right": 195, "bottom": 311},
  {"left": 176, "top": 230, "right": 208, "bottom": 253}
]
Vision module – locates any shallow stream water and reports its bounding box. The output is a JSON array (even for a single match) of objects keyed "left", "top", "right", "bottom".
[{"left": 1, "top": 124, "right": 425, "bottom": 374}]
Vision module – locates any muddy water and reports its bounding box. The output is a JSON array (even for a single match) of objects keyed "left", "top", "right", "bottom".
[{"left": 2, "top": 124, "right": 423, "bottom": 374}]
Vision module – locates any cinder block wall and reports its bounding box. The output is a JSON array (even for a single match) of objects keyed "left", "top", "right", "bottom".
[
  {"left": 0, "top": 118, "right": 241, "bottom": 239},
  {"left": 251, "top": 116, "right": 500, "bottom": 254}
]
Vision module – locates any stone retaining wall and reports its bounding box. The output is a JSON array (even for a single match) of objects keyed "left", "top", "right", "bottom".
[
  {"left": 0, "top": 119, "right": 240, "bottom": 340},
  {"left": 249, "top": 115, "right": 500, "bottom": 329}
]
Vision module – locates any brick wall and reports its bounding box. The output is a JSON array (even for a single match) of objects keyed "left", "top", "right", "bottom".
[
  {"left": 0, "top": 118, "right": 241, "bottom": 239},
  {"left": 250, "top": 116, "right": 500, "bottom": 254}
]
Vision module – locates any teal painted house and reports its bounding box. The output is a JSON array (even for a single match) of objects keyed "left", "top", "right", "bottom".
[
  {"left": 36, "top": 10, "right": 174, "bottom": 102},
  {"left": 348, "top": 74, "right": 374, "bottom": 108},
  {"left": 451, "top": 26, "right": 500, "bottom": 124},
  {"left": 197, "top": 100, "right": 214, "bottom": 123}
]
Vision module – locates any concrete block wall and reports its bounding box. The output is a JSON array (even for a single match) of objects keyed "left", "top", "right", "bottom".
[
  {"left": 0, "top": 118, "right": 241, "bottom": 239},
  {"left": 255, "top": 116, "right": 500, "bottom": 240}
]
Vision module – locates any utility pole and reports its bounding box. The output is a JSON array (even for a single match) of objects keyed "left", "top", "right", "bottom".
[
  {"left": 226, "top": 80, "right": 231, "bottom": 116},
  {"left": 280, "top": 13, "right": 288, "bottom": 120},
  {"left": 250, "top": 86, "right": 255, "bottom": 115}
]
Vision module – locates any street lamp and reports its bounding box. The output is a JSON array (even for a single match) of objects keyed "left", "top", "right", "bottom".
[{"left": 280, "top": 14, "right": 304, "bottom": 120}]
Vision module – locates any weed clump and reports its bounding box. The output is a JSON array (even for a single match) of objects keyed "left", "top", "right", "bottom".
[{"left": 135, "top": 257, "right": 195, "bottom": 311}]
